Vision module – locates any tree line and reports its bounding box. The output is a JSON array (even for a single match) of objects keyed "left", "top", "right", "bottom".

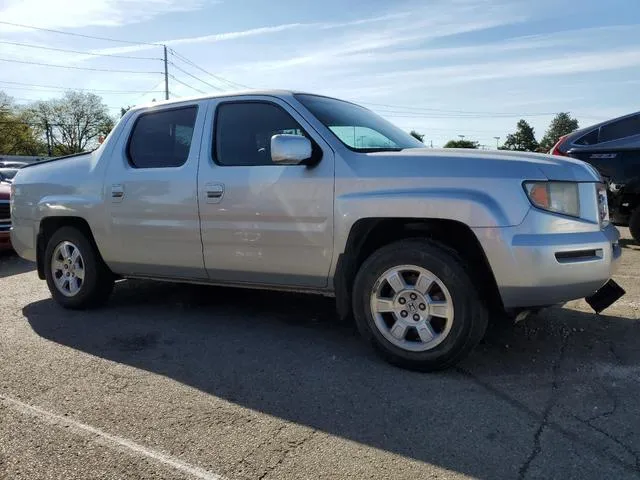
[
  {"left": 412, "top": 112, "right": 580, "bottom": 151},
  {"left": 0, "top": 90, "right": 114, "bottom": 156}
]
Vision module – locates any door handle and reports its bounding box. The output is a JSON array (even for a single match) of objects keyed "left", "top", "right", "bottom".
[
  {"left": 111, "top": 184, "right": 124, "bottom": 202},
  {"left": 205, "top": 183, "right": 224, "bottom": 204}
]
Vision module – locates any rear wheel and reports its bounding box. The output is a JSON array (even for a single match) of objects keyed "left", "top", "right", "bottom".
[
  {"left": 44, "top": 226, "right": 114, "bottom": 309},
  {"left": 629, "top": 207, "right": 640, "bottom": 243},
  {"left": 352, "top": 239, "right": 487, "bottom": 371}
]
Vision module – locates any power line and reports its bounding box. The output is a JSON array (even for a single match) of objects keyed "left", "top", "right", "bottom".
[
  {"left": 168, "top": 61, "right": 225, "bottom": 92},
  {"left": 167, "top": 75, "right": 206, "bottom": 94},
  {"left": 129, "top": 80, "right": 166, "bottom": 104},
  {"left": 0, "top": 57, "right": 162, "bottom": 74},
  {"left": 168, "top": 48, "right": 251, "bottom": 90},
  {"left": 0, "top": 80, "right": 164, "bottom": 95},
  {"left": 0, "top": 40, "right": 162, "bottom": 61},
  {"left": 0, "top": 20, "right": 159, "bottom": 46},
  {"left": 376, "top": 111, "right": 558, "bottom": 119},
  {"left": 361, "top": 102, "right": 558, "bottom": 117}
]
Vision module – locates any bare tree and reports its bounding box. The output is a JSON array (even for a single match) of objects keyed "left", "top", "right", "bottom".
[{"left": 27, "top": 91, "right": 114, "bottom": 155}]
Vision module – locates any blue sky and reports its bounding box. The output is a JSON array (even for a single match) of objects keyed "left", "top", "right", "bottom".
[{"left": 1, "top": 0, "right": 639, "bottom": 147}]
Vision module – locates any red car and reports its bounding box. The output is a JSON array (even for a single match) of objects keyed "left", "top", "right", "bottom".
[{"left": 0, "top": 180, "right": 11, "bottom": 251}]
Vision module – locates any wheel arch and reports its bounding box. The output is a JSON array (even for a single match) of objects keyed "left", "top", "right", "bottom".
[
  {"left": 334, "top": 218, "right": 503, "bottom": 321},
  {"left": 36, "top": 216, "right": 106, "bottom": 280}
]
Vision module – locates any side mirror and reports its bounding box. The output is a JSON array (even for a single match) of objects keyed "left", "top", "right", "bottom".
[{"left": 270, "top": 134, "right": 312, "bottom": 165}]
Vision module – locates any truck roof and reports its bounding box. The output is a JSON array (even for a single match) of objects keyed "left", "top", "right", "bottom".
[{"left": 132, "top": 89, "right": 304, "bottom": 111}]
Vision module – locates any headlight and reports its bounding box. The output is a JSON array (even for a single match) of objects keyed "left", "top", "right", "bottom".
[
  {"left": 597, "top": 183, "right": 610, "bottom": 226},
  {"left": 524, "top": 181, "right": 580, "bottom": 217}
]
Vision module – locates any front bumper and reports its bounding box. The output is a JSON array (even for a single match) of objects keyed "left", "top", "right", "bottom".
[
  {"left": 474, "top": 211, "right": 622, "bottom": 309},
  {"left": 9, "top": 219, "right": 37, "bottom": 262}
]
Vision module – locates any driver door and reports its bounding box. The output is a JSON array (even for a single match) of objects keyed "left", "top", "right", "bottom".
[{"left": 198, "top": 97, "right": 335, "bottom": 288}]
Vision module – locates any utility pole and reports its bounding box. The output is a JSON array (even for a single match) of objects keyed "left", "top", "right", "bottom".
[
  {"left": 44, "top": 120, "right": 52, "bottom": 157},
  {"left": 458, "top": 135, "right": 465, "bottom": 140},
  {"left": 494, "top": 136, "right": 500, "bottom": 149},
  {"left": 163, "top": 45, "right": 169, "bottom": 100}
]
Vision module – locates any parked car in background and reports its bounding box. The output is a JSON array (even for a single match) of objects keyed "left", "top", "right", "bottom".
[
  {"left": 0, "top": 178, "right": 11, "bottom": 251},
  {"left": 549, "top": 111, "right": 640, "bottom": 241},
  {"left": 10, "top": 91, "right": 623, "bottom": 371}
]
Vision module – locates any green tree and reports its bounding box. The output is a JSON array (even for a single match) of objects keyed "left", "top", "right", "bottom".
[
  {"left": 410, "top": 130, "right": 425, "bottom": 142},
  {"left": 0, "top": 92, "right": 46, "bottom": 155},
  {"left": 443, "top": 139, "right": 479, "bottom": 149},
  {"left": 27, "top": 91, "right": 114, "bottom": 155},
  {"left": 501, "top": 119, "right": 539, "bottom": 152},
  {"left": 540, "top": 112, "right": 579, "bottom": 151}
]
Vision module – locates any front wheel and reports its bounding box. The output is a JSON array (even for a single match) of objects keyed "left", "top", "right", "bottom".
[
  {"left": 352, "top": 239, "right": 488, "bottom": 371},
  {"left": 44, "top": 226, "right": 114, "bottom": 309}
]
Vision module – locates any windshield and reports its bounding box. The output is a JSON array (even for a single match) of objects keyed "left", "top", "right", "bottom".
[{"left": 295, "top": 94, "right": 424, "bottom": 152}]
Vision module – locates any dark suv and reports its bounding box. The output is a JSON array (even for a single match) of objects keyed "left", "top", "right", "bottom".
[{"left": 550, "top": 112, "right": 640, "bottom": 241}]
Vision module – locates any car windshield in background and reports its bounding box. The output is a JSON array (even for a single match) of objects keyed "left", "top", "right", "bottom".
[
  {"left": 0, "top": 169, "right": 18, "bottom": 181},
  {"left": 295, "top": 94, "right": 424, "bottom": 152}
]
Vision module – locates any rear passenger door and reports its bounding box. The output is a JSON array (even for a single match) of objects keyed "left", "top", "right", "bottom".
[
  {"left": 198, "top": 96, "right": 335, "bottom": 288},
  {"left": 103, "top": 103, "right": 207, "bottom": 279}
]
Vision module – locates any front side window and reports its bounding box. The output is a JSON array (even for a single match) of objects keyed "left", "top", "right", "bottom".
[
  {"left": 128, "top": 106, "right": 198, "bottom": 168},
  {"left": 295, "top": 94, "right": 424, "bottom": 152},
  {"left": 215, "top": 102, "right": 309, "bottom": 167}
]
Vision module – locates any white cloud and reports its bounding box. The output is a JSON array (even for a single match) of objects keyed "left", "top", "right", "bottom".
[
  {"left": 224, "top": 23, "right": 640, "bottom": 76},
  {"left": 0, "top": 0, "right": 206, "bottom": 30},
  {"left": 88, "top": 11, "right": 419, "bottom": 56},
  {"left": 375, "top": 49, "right": 640, "bottom": 85}
]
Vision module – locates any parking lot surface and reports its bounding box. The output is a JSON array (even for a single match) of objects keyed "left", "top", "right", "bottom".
[{"left": 1, "top": 230, "right": 639, "bottom": 480}]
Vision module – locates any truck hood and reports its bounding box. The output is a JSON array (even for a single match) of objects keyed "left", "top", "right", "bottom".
[{"left": 368, "top": 148, "right": 600, "bottom": 182}]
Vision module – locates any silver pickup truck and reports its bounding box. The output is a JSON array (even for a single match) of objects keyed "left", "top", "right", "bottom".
[{"left": 10, "top": 91, "right": 623, "bottom": 371}]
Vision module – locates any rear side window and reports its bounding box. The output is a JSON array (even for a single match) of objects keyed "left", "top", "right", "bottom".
[
  {"left": 128, "top": 106, "right": 198, "bottom": 168},
  {"left": 599, "top": 115, "right": 640, "bottom": 143},
  {"left": 214, "top": 102, "right": 309, "bottom": 167}
]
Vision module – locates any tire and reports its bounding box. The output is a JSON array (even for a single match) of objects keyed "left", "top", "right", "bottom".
[
  {"left": 352, "top": 239, "right": 488, "bottom": 372},
  {"left": 629, "top": 207, "right": 640, "bottom": 244},
  {"left": 44, "top": 226, "right": 114, "bottom": 309}
]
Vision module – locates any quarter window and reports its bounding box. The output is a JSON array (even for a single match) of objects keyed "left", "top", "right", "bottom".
[
  {"left": 574, "top": 129, "right": 599, "bottom": 146},
  {"left": 214, "top": 102, "right": 310, "bottom": 167},
  {"left": 128, "top": 106, "right": 198, "bottom": 168}
]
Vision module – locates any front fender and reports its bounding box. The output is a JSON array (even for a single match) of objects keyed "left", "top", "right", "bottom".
[{"left": 335, "top": 186, "right": 527, "bottom": 239}]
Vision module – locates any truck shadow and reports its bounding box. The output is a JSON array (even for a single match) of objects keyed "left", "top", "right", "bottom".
[
  {"left": 618, "top": 238, "right": 640, "bottom": 250},
  {"left": 22, "top": 281, "right": 640, "bottom": 479}
]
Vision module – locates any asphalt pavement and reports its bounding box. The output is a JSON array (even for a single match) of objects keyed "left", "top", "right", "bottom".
[{"left": 1, "top": 230, "right": 639, "bottom": 480}]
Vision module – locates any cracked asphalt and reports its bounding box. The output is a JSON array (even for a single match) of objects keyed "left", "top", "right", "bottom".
[{"left": 1, "top": 229, "right": 640, "bottom": 480}]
